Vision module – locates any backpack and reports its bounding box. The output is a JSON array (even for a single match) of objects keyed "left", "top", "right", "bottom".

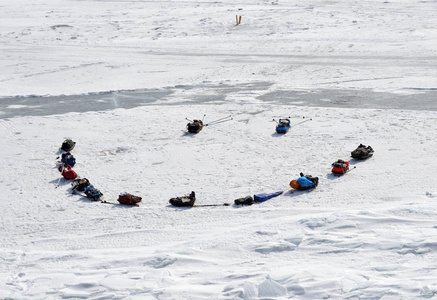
[
  {"left": 169, "top": 191, "right": 196, "bottom": 207},
  {"left": 290, "top": 179, "right": 300, "bottom": 189},
  {"left": 297, "top": 174, "right": 318, "bottom": 190},
  {"left": 234, "top": 196, "right": 254, "bottom": 206},
  {"left": 306, "top": 175, "right": 319, "bottom": 188},
  {"left": 61, "top": 152, "right": 76, "bottom": 167},
  {"left": 187, "top": 120, "right": 203, "bottom": 133},
  {"left": 58, "top": 164, "right": 77, "bottom": 180},
  {"left": 61, "top": 139, "right": 76, "bottom": 152},
  {"left": 118, "top": 193, "right": 142, "bottom": 205},
  {"left": 84, "top": 185, "right": 103, "bottom": 201},
  {"left": 169, "top": 197, "right": 195, "bottom": 207},
  {"left": 332, "top": 160, "right": 349, "bottom": 174},
  {"left": 71, "top": 178, "right": 90, "bottom": 192},
  {"left": 351, "top": 144, "right": 374, "bottom": 159}
]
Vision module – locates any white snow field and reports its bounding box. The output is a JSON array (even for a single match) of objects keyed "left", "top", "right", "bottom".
[{"left": 1, "top": 0, "right": 437, "bottom": 299}]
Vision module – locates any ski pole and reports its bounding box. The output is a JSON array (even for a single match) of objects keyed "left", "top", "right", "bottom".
[
  {"left": 186, "top": 114, "right": 206, "bottom": 123},
  {"left": 212, "top": 115, "right": 232, "bottom": 122},
  {"left": 55, "top": 164, "right": 64, "bottom": 188},
  {"left": 206, "top": 115, "right": 232, "bottom": 124},
  {"left": 205, "top": 118, "right": 233, "bottom": 126},
  {"left": 207, "top": 117, "right": 232, "bottom": 124},
  {"left": 273, "top": 118, "right": 289, "bottom": 123},
  {"left": 205, "top": 115, "right": 233, "bottom": 126},
  {"left": 291, "top": 118, "right": 312, "bottom": 128},
  {"left": 273, "top": 115, "right": 306, "bottom": 119},
  {"left": 273, "top": 115, "right": 301, "bottom": 124}
]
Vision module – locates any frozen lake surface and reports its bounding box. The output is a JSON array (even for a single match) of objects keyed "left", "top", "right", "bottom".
[{"left": 1, "top": 83, "right": 436, "bottom": 119}]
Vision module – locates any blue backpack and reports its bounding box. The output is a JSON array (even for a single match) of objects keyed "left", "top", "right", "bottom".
[
  {"left": 84, "top": 185, "right": 103, "bottom": 201},
  {"left": 61, "top": 152, "right": 76, "bottom": 167}
]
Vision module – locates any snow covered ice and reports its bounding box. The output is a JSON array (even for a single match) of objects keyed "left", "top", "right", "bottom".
[{"left": 1, "top": 0, "right": 437, "bottom": 299}]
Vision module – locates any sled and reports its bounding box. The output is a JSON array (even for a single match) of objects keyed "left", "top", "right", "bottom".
[
  {"left": 331, "top": 160, "right": 349, "bottom": 176},
  {"left": 58, "top": 164, "right": 78, "bottom": 180},
  {"left": 290, "top": 175, "right": 319, "bottom": 190},
  {"left": 61, "top": 139, "right": 76, "bottom": 152},
  {"left": 169, "top": 191, "right": 196, "bottom": 207},
  {"left": 275, "top": 119, "right": 291, "bottom": 134},
  {"left": 234, "top": 196, "right": 255, "bottom": 205},
  {"left": 187, "top": 120, "right": 204, "bottom": 133},
  {"left": 118, "top": 193, "right": 142, "bottom": 205},
  {"left": 351, "top": 144, "right": 374, "bottom": 160},
  {"left": 253, "top": 191, "right": 283, "bottom": 203},
  {"left": 61, "top": 152, "right": 76, "bottom": 167},
  {"left": 71, "top": 178, "right": 90, "bottom": 192},
  {"left": 353, "top": 151, "right": 373, "bottom": 160},
  {"left": 84, "top": 185, "right": 103, "bottom": 201}
]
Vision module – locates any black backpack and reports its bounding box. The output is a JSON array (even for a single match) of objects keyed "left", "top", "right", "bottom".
[
  {"left": 169, "top": 191, "right": 196, "bottom": 207},
  {"left": 351, "top": 144, "right": 374, "bottom": 159},
  {"left": 302, "top": 174, "right": 319, "bottom": 188},
  {"left": 234, "top": 196, "right": 254, "bottom": 206},
  {"left": 187, "top": 120, "right": 203, "bottom": 133},
  {"left": 71, "top": 178, "right": 90, "bottom": 192},
  {"left": 332, "top": 159, "right": 346, "bottom": 168},
  {"left": 61, "top": 139, "right": 76, "bottom": 152}
]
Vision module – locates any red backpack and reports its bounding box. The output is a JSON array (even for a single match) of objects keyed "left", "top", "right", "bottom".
[
  {"left": 331, "top": 160, "right": 349, "bottom": 175},
  {"left": 118, "top": 193, "right": 142, "bottom": 205},
  {"left": 58, "top": 164, "right": 78, "bottom": 180}
]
